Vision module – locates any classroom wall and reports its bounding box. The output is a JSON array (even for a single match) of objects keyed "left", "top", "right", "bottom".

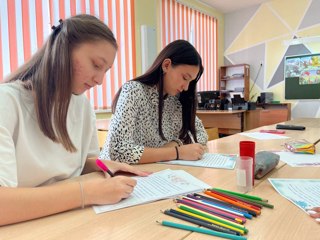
[
  {"left": 97, "top": 0, "right": 224, "bottom": 119},
  {"left": 135, "top": 0, "right": 225, "bottom": 76},
  {"left": 224, "top": 0, "right": 320, "bottom": 118}
]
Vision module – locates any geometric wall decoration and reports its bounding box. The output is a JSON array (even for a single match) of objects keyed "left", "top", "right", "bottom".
[
  {"left": 225, "top": 0, "right": 320, "bottom": 118},
  {"left": 299, "top": 0, "right": 320, "bottom": 30},
  {"left": 268, "top": 44, "right": 311, "bottom": 88}
]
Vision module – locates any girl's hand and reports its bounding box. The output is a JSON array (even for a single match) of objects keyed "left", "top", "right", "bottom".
[
  {"left": 178, "top": 143, "right": 206, "bottom": 160},
  {"left": 307, "top": 207, "right": 320, "bottom": 222},
  {"left": 100, "top": 160, "right": 151, "bottom": 177},
  {"left": 83, "top": 176, "right": 137, "bottom": 205}
]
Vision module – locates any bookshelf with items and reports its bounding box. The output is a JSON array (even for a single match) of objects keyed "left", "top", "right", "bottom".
[{"left": 219, "top": 64, "right": 250, "bottom": 101}]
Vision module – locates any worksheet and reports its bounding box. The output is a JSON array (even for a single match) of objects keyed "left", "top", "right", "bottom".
[
  {"left": 275, "top": 151, "right": 320, "bottom": 167},
  {"left": 93, "top": 169, "right": 210, "bottom": 214},
  {"left": 159, "top": 153, "right": 237, "bottom": 169},
  {"left": 269, "top": 178, "right": 320, "bottom": 211}
]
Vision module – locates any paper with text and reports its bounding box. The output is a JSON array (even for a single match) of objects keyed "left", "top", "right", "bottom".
[
  {"left": 269, "top": 178, "right": 320, "bottom": 212},
  {"left": 93, "top": 169, "right": 210, "bottom": 214},
  {"left": 275, "top": 151, "right": 320, "bottom": 167},
  {"left": 159, "top": 153, "right": 236, "bottom": 169}
]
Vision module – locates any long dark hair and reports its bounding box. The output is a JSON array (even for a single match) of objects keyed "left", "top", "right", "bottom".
[
  {"left": 5, "top": 14, "right": 117, "bottom": 152},
  {"left": 112, "top": 40, "right": 203, "bottom": 143}
]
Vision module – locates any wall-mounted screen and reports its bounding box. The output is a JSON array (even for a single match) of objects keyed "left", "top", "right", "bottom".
[{"left": 285, "top": 53, "right": 320, "bottom": 99}]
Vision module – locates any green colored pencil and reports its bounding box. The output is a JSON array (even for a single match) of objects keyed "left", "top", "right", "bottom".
[
  {"left": 158, "top": 220, "right": 247, "bottom": 240},
  {"left": 212, "top": 188, "right": 268, "bottom": 202},
  {"left": 213, "top": 190, "right": 274, "bottom": 209}
]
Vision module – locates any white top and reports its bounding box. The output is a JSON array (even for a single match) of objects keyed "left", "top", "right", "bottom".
[
  {"left": 0, "top": 81, "right": 99, "bottom": 187},
  {"left": 99, "top": 81, "right": 208, "bottom": 164}
]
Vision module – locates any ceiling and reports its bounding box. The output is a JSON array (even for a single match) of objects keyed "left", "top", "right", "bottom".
[{"left": 199, "top": 0, "right": 270, "bottom": 13}]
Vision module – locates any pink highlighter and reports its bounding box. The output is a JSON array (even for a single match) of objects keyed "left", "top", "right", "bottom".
[{"left": 96, "top": 159, "right": 114, "bottom": 177}]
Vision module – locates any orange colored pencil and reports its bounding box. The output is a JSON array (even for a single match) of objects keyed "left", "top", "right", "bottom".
[
  {"left": 207, "top": 189, "right": 261, "bottom": 211},
  {"left": 204, "top": 190, "right": 261, "bottom": 215}
]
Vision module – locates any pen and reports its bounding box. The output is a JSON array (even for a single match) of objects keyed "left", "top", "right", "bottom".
[
  {"left": 187, "top": 130, "right": 196, "bottom": 143},
  {"left": 96, "top": 159, "right": 114, "bottom": 177}
]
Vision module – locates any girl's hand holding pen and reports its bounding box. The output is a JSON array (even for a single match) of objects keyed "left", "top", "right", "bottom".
[
  {"left": 80, "top": 160, "right": 150, "bottom": 206},
  {"left": 178, "top": 143, "right": 206, "bottom": 160},
  {"left": 82, "top": 176, "right": 138, "bottom": 205},
  {"left": 96, "top": 159, "right": 150, "bottom": 177}
]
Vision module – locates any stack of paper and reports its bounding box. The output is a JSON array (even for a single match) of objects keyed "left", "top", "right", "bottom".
[
  {"left": 284, "top": 139, "right": 315, "bottom": 154},
  {"left": 93, "top": 169, "right": 211, "bottom": 214}
]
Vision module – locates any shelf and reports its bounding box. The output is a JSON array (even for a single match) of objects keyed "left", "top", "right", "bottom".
[{"left": 218, "top": 64, "right": 250, "bottom": 101}]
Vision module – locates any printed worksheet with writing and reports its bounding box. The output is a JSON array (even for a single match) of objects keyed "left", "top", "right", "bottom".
[{"left": 93, "top": 169, "right": 210, "bottom": 214}]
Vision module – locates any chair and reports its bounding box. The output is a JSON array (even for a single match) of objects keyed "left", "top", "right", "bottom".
[
  {"left": 97, "top": 130, "right": 108, "bottom": 150},
  {"left": 205, "top": 127, "right": 219, "bottom": 141}
]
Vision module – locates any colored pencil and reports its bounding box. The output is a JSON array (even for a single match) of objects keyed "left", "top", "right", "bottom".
[
  {"left": 179, "top": 197, "right": 247, "bottom": 223},
  {"left": 191, "top": 193, "right": 255, "bottom": 218},
  {"left": 178, "top": 204, "right": 248, "bottom": 233},
  {"left": 157, "top": 220, "right": 248, "bottom": 240},
  {"left": 212, "top": 188, "right": 268, "bottom": 202},
  {"left": 313, "top": 138, "right": 320, "bottom": 146},
  {"left": 212, "top": 189, "right": 274, "bottom": 209},
  {"left": 192, "top": 193, "right": 257, "bottom": 217},
  {"left": 163, "top": 209, "right": 240, "bottom": 235},
  {"left": 175, "top": 208, "right": 246, "bottom": 235},
  {"left": 207, "top": 189, "right": 262, "bottom": 210},
  {"left": 170, "top": 208, "right": 244, "bottom": 235},
  {"left": 177, "top": 199, "right": 243, "bottom": 224},
  {"left": 204, "top": 191, "right": 261, "bottom": 215},
  {"left": 185, "top": 196, "right": 251, "bottom": 219}
]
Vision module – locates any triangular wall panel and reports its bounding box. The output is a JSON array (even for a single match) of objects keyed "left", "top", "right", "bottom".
[{"left": 226, "top": 5, "right": 290, "bottom": 55}]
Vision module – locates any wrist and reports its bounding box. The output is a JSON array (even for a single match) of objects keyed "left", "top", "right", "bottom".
[
  {"left": 174, "top": 146, "right": 180, "bottom": 160},
  {"left": 172, "top": 139, "right": 183, "bottom": 147}
]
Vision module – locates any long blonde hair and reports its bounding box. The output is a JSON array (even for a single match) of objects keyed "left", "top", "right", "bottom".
[{"left": 5, "top": 14, "right": 117, "bottom": 152}]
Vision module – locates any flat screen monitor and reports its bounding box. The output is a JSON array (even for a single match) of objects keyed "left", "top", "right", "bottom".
[{"left": 197, "top": 91, "right": 220, "bottom": 108}]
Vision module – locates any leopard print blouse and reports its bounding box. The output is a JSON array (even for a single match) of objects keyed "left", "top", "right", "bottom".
[{"left": 99, "top": 81, "right": 208, "bottom": 164}]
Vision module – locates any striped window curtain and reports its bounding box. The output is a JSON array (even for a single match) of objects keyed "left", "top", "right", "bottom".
[
  {"left": 160, "top": 0, "right": 217, "bottom": 91},
  {"left": 0, "top": 0, "right": 135, "bottom": 110}
]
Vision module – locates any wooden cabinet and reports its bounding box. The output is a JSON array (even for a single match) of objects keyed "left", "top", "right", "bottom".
[
  {"left": 219, "top": 64, "right": 250, "bottom": 101},
  {"left": 245, "top": 103, "right": 291, "bottom": 130}
]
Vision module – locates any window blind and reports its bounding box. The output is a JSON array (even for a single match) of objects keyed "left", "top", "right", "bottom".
[
  {"left": 0, "top": 0, "right": 136, "bottom": 110},
  {"left": 160, "top": 0, "right": 218, "bottom": 91}
]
